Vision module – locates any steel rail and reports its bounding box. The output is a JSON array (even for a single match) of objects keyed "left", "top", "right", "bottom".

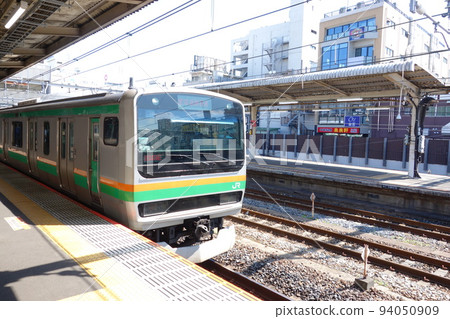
[
  {"left": 199, "top": 259, "right": 291, "bottom": 301},
  {"left": 229, "top": 214, "right": 450, "bottom": 289},
  {"left": 240, "top": 208, "right": 450, "bottom": 270},
  {"left": 247, "top": 189, "right": 450, "bottom": 234},
  {"left": 245, "top": 190, "right": 450, "bottom": 242}
]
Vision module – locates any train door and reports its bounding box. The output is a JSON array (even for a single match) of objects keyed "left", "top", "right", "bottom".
[
  {"left": 28, "top": 119, "right": 38, "bottom": 174},
  {"left": 89, "top": 118, "right": 101, "bottom": 203},
  {"left": 59, "top": 118, "right": 76, "bottom": 193}
]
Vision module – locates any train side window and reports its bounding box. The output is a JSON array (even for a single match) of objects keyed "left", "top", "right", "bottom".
[
  {"left": 12, "top": 121, "right": 23, "bottom": 148},
  {"left": 69, "top": 122, "right": 74, "bottom": 160},
  {"left": 61, "top": 122, "right": 66, "bottom": 159},
  {"left": 43, "top": 121, "right": 50, "bottom": 155},
  {"left": 104, "top": 117, "right": 119, "bottom": 146}
]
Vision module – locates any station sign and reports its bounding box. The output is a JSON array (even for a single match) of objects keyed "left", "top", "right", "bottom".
[
  {"left": 344, "top": 116, "right": 360, "bottom": 127},
  {"left": 317, "top": 127, "right": 360, "bottom": 134}
]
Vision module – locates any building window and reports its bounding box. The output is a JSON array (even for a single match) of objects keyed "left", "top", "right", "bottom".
[
  {"left": 322, "top": 43, "right": 348, "bottom": 70},
  {"left": 444, "top": 57, "right": 448, "bottom": 64},
  {"left": 402, "top": 28, "right": 409, "bottom": 38},
  {"left": 355, "top": 46, "right": 373, "bottom": 57},
  {"left": 12, "top": 122, "right": 23, "bottom": 148},
  {"left": 424, "top": 44, "right": 430, "bottom": 52},
  {"left": 325, "top": 18, "right": 376, "bottom": 41},
  {"left": 104, "top": 117, "right": 119, "bottom": 146},
  {"left": 427, "top": 105, "right": 450, "bottom": 117},
  {"left": 366, "top": 17, "right": 376, "bottom": 31},
  {"left": 385, "top": 47, "right": 394, "bottom": 57}
]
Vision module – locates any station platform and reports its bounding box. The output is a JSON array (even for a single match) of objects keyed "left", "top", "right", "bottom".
[
  {"left": 247, "top": 156, "right": 450, "bottom": 219},
  {"left": 0, "top": 162, "right": 258, "bottom": 301}
]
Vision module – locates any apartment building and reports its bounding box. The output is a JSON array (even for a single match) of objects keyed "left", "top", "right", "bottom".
[
  {"left": 318, "top": 0, "right": 448, "bottom": 78},
  {"left": 230, "top": 0, "right": 320, "bottom": 79},
  {"left": 315, "top": 0, "right": 450, "bottom": 139}
]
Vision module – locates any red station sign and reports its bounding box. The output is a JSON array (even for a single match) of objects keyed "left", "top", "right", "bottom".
[{"left": 317, "top": 127, "right": 360, "bottom": 134}]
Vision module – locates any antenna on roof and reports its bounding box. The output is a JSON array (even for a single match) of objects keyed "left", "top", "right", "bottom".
[{"left": 128, "top": 77, "right": 134, "bottom": 89}]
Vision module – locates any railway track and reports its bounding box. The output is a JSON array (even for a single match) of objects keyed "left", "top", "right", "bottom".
[
  {"left": 245, "top": 189, "right": 450, "bottom": 242},
  {"left": 199, "top": 259, "right": 291, "bottom": 301},
  {"left": 228, "top": 208, "right": 450, "bottom": 289}
]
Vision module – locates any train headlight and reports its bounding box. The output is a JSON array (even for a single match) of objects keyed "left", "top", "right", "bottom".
[
  {"left": 220, "top": 192, "right": 242, "bottom": 205},
  {"left": 139, "top": 200, "right": 171, "bottom": 217}
]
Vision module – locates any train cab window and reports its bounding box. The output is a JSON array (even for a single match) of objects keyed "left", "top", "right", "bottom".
[
  {"left": 12, "top": 122, "right": 23, "bottom": 148},
  {"left": 104, "top": 117, "right": 119, "bottom": 146},
  {"left": 43, "top": 122, "right": 50, "bottom": 155}
]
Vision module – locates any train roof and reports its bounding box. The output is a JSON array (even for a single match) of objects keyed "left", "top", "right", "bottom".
[
  {"left": 0, "top": 87, "right": 243, "bottom": 115},
  {"left": 0, "top": 91, "right": 125, "bottom": 114}
]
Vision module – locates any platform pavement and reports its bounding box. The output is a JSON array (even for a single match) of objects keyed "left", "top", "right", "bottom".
[
  {"left": 247, "top": 156, "right": 450, "bottom": 197},
  {"left": 0, "top": 167, "right": 158, "bottom": 301},
  {"left": 0, "top": 162, "right": 257, "bottom": 301},
  {"left": 0, "top": 186, "right": 107, "bottom": 301}
]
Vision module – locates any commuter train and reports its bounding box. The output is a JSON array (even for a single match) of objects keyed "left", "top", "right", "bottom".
[{"left": 0, "top": 88, "right": 246, "bottom": 262}]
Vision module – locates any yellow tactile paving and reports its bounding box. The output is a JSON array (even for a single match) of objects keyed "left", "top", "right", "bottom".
[
  {"left": 0, "top": 164, "right": 258, "bottom": 301},
  {"left": 0, "top": 177, "right": 165, "bottom": 301},
  {"left": 59, "top": 289, "right": 113, "bottom": 301}
]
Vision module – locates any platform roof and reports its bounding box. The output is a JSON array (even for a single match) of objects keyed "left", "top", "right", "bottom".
[
  {"left": 0, "top": 0, "right": 157, "bottom": 81},
  {"left": 194, "top": 61, "right": 450, "bottom": 106}
]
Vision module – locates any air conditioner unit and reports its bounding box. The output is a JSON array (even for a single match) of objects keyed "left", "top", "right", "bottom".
[
  {"left": 356, "top": 2, "right": 364, "bottom": 9},
  {"left": 339, "top": 7, "right": 346, "bottom": 13}
]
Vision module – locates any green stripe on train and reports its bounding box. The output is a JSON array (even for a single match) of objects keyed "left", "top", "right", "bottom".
[
  {"left": 74, "top": 173, "right": 89, "bottom": 189},
  {"left": 100, "top": 181, "right": 246, "bottom": 202},
  {"left": 0, "top": 104, "right": 119, "bottom": 118},
  {"left": 8, "top": 151, "right": 28, "bottom": 164},
  {"left": 37, "top": 161, "right": 58, "bottom": 176}
]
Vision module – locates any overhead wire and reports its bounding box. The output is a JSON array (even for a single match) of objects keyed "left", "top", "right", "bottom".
[
  {"left": 128, "top": 10, "right": 450, "bottom": 84},
  {"left": 27, "top": 0, "right": 203, "bottom": 81},
  {"left": 16, "top": 1, "right": 450, "bottom": 93},
  {"left": 28, "top": 0, "right": 311, "bottom": 83}
]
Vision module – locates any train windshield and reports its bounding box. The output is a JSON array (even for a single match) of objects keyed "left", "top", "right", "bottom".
[{"left": 136, "top": 92, "right": 245, "bottom": 177}]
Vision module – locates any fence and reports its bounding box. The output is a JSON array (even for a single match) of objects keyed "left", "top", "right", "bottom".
[{"left": 252, "top": 134, "right": 450, "bottom": 175}]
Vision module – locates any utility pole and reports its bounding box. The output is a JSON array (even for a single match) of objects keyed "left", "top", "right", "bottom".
[
  {"left": 406, "top": 96, "right": 436, "bottom": 178},
  {"left": 407, "top": 96, "right": 419, "bottom": 178}
]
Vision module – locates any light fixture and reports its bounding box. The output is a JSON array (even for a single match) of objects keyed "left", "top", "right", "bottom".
[
  {"left": 278, "top": 101, "right": 298, "bottom": 105},
  {"left": 336, "top": 97, "right": 363, "bottom": 102},
  {"left": 365, "top": 107, "right": 390, "bottom": 111},
  {"left": 415, "top": 1, "right": 426, "bottom": 15},
  {"left": 5, "top": 1, "right": 28, "bottom": 29},
  {"left": 312, "top": 108, "right": 331, "bottom": 112}
]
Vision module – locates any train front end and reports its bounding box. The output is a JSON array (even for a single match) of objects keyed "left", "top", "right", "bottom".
[{"left": 128, "top": 89, "right": 246, "bottom": 262}]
